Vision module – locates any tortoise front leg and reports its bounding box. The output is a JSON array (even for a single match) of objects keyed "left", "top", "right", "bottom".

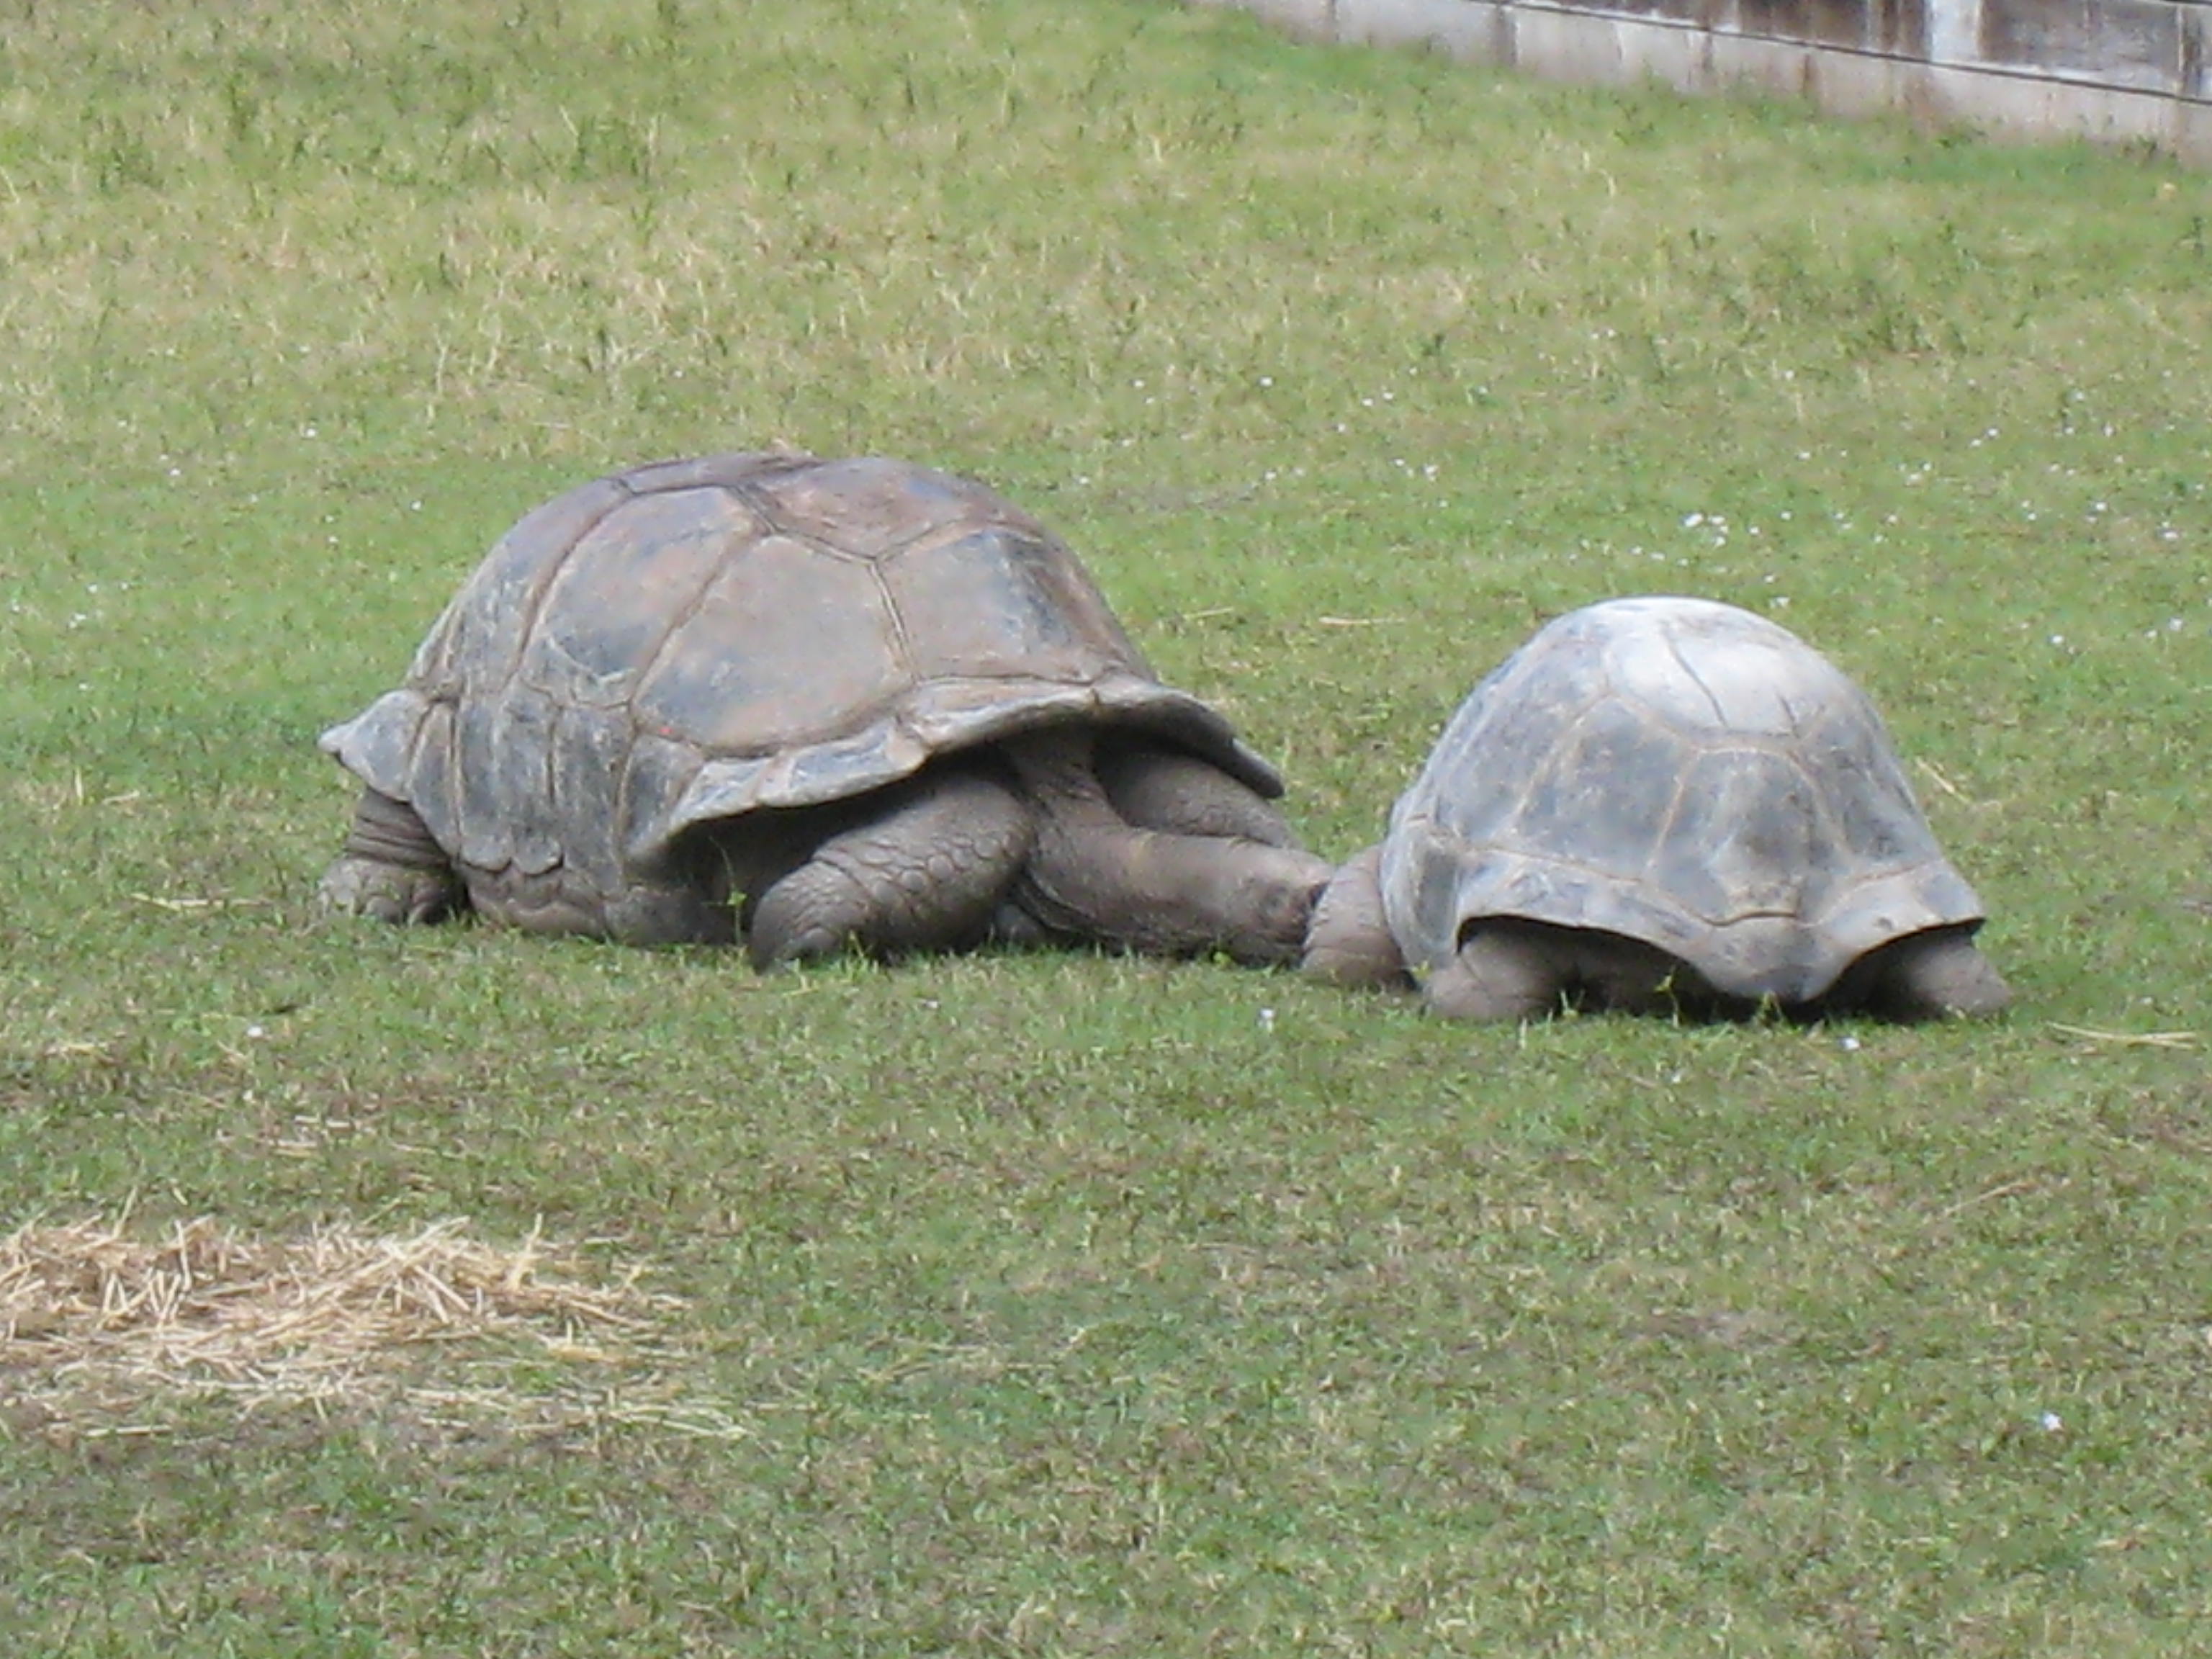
[
  {"left": 318, "top": 788, "right": 467, "bottom": 925},
  {"left": 1426, "top": 921, "right": 1575, "bottom": 1021},
  {"left": 745, "top": 765, "right": 1036, "bottom": 968}
]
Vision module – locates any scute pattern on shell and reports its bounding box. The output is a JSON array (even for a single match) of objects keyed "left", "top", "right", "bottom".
[
  {"left": 320, "top": 452, "right": 1283, "bottom": 938},
  {"left": 1380, "top": 595, "right": 1986, "bottom": 1003}
]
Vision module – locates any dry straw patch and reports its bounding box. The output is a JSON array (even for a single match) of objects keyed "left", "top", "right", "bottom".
[{"left": 0, "top": 1215, "right": 721, "bottom": 1431}]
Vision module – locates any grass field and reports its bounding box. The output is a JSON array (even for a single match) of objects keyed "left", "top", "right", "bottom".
[{"left": 2, "top": 1, "right": 2209, "bottom": 1653}]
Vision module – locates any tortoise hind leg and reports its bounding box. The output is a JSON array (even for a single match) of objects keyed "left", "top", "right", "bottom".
[
  {"left": 1843, "top": 926, "right": 2012, "bottom": 1020},
  {"left": 745, "top": 765, "right": 1035, "bottom": 968},
  {"left": 1094, "top": 739, "right": 1304, "bottom": 848},
  {"left": 1003, "top": 729, "right": 1331, "bottom": 967},
  {"left": 318, "top": 788, "right": 466, "bottom": 925}
]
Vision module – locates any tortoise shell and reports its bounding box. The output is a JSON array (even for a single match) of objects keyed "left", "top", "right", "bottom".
[
  {"left": 1379, "top": 595, "right": 1987, "bottom": 1002},
  {"left": 320, "top": 451, "right": 1282, "bottom": 933}
]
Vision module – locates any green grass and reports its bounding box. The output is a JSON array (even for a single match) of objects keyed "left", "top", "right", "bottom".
[{"left": 3, "top": 0, "right": 2211, "bottom": 1653}]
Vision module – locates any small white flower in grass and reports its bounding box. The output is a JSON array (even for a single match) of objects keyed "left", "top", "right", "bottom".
[
  {"left": 1683, "top": 513, "right": 1704, "bottom": 529},
  {"left": 1257, "top": 1007, "right": 1276, "bottom": 1033},
  {"left": 1258, "top": 376, "right": 1272, "bottom": 387},
  {"left": 2049, "top": 634, "right": 2066, "bottom": 647},
  {"left": 2040, "top": 1411, "right": 2064, "bottom": 1434},
  {"left": 246, "top": 1025, "right": 266, "bottom": 1040},
  {"left": 1838, "top": 1035, "right": 1861, "bottom": 1052}
]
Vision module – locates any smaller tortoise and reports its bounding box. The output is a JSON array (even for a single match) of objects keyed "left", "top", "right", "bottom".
[
  {"left": 1304, "top": 595, "right": 2010, "bottom": 1021},
  {"left": 320, "top": 451, "right": 1330, "bottom": 966}
]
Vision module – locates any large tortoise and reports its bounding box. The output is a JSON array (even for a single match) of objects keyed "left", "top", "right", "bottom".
[
  {"left": 1303, "top": 595, "right": 2010, "bottom": 1020},
  {"left": 319, "top": 451, "right": 1331, "bottom": 966}
]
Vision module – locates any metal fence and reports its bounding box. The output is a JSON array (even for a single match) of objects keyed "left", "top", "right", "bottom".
[{"left": 1195, "top": 0, "right": 2212, "bottom": 161}]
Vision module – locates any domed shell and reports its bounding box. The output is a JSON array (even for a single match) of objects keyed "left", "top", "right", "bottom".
[
  {"left": 1379, "top": 595, "right": 1987, "bottom": 1003},
  {"left": 320, "top": 452, "right": 1284, "bottom": 907}
]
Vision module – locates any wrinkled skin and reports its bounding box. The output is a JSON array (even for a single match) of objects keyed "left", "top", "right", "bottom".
[
  {"left": 1302, "top": 844, "right": 2010, "bottom": 1022},
  {"left": 323, "top": 725, "right": 1331, "bottom": 968}
]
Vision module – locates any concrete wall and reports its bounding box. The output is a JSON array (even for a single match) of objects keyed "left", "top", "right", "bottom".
[{"left": 1192, "top": 0, "right": 2212, "bottom": 162}]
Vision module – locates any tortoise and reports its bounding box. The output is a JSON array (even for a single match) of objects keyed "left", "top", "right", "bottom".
[
  {"left": 318, "top": 451, "right": 1331, "bottom": 967},
  {"left": 1303, "top": 595, "right": 2010, "bottom": 1021}
]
